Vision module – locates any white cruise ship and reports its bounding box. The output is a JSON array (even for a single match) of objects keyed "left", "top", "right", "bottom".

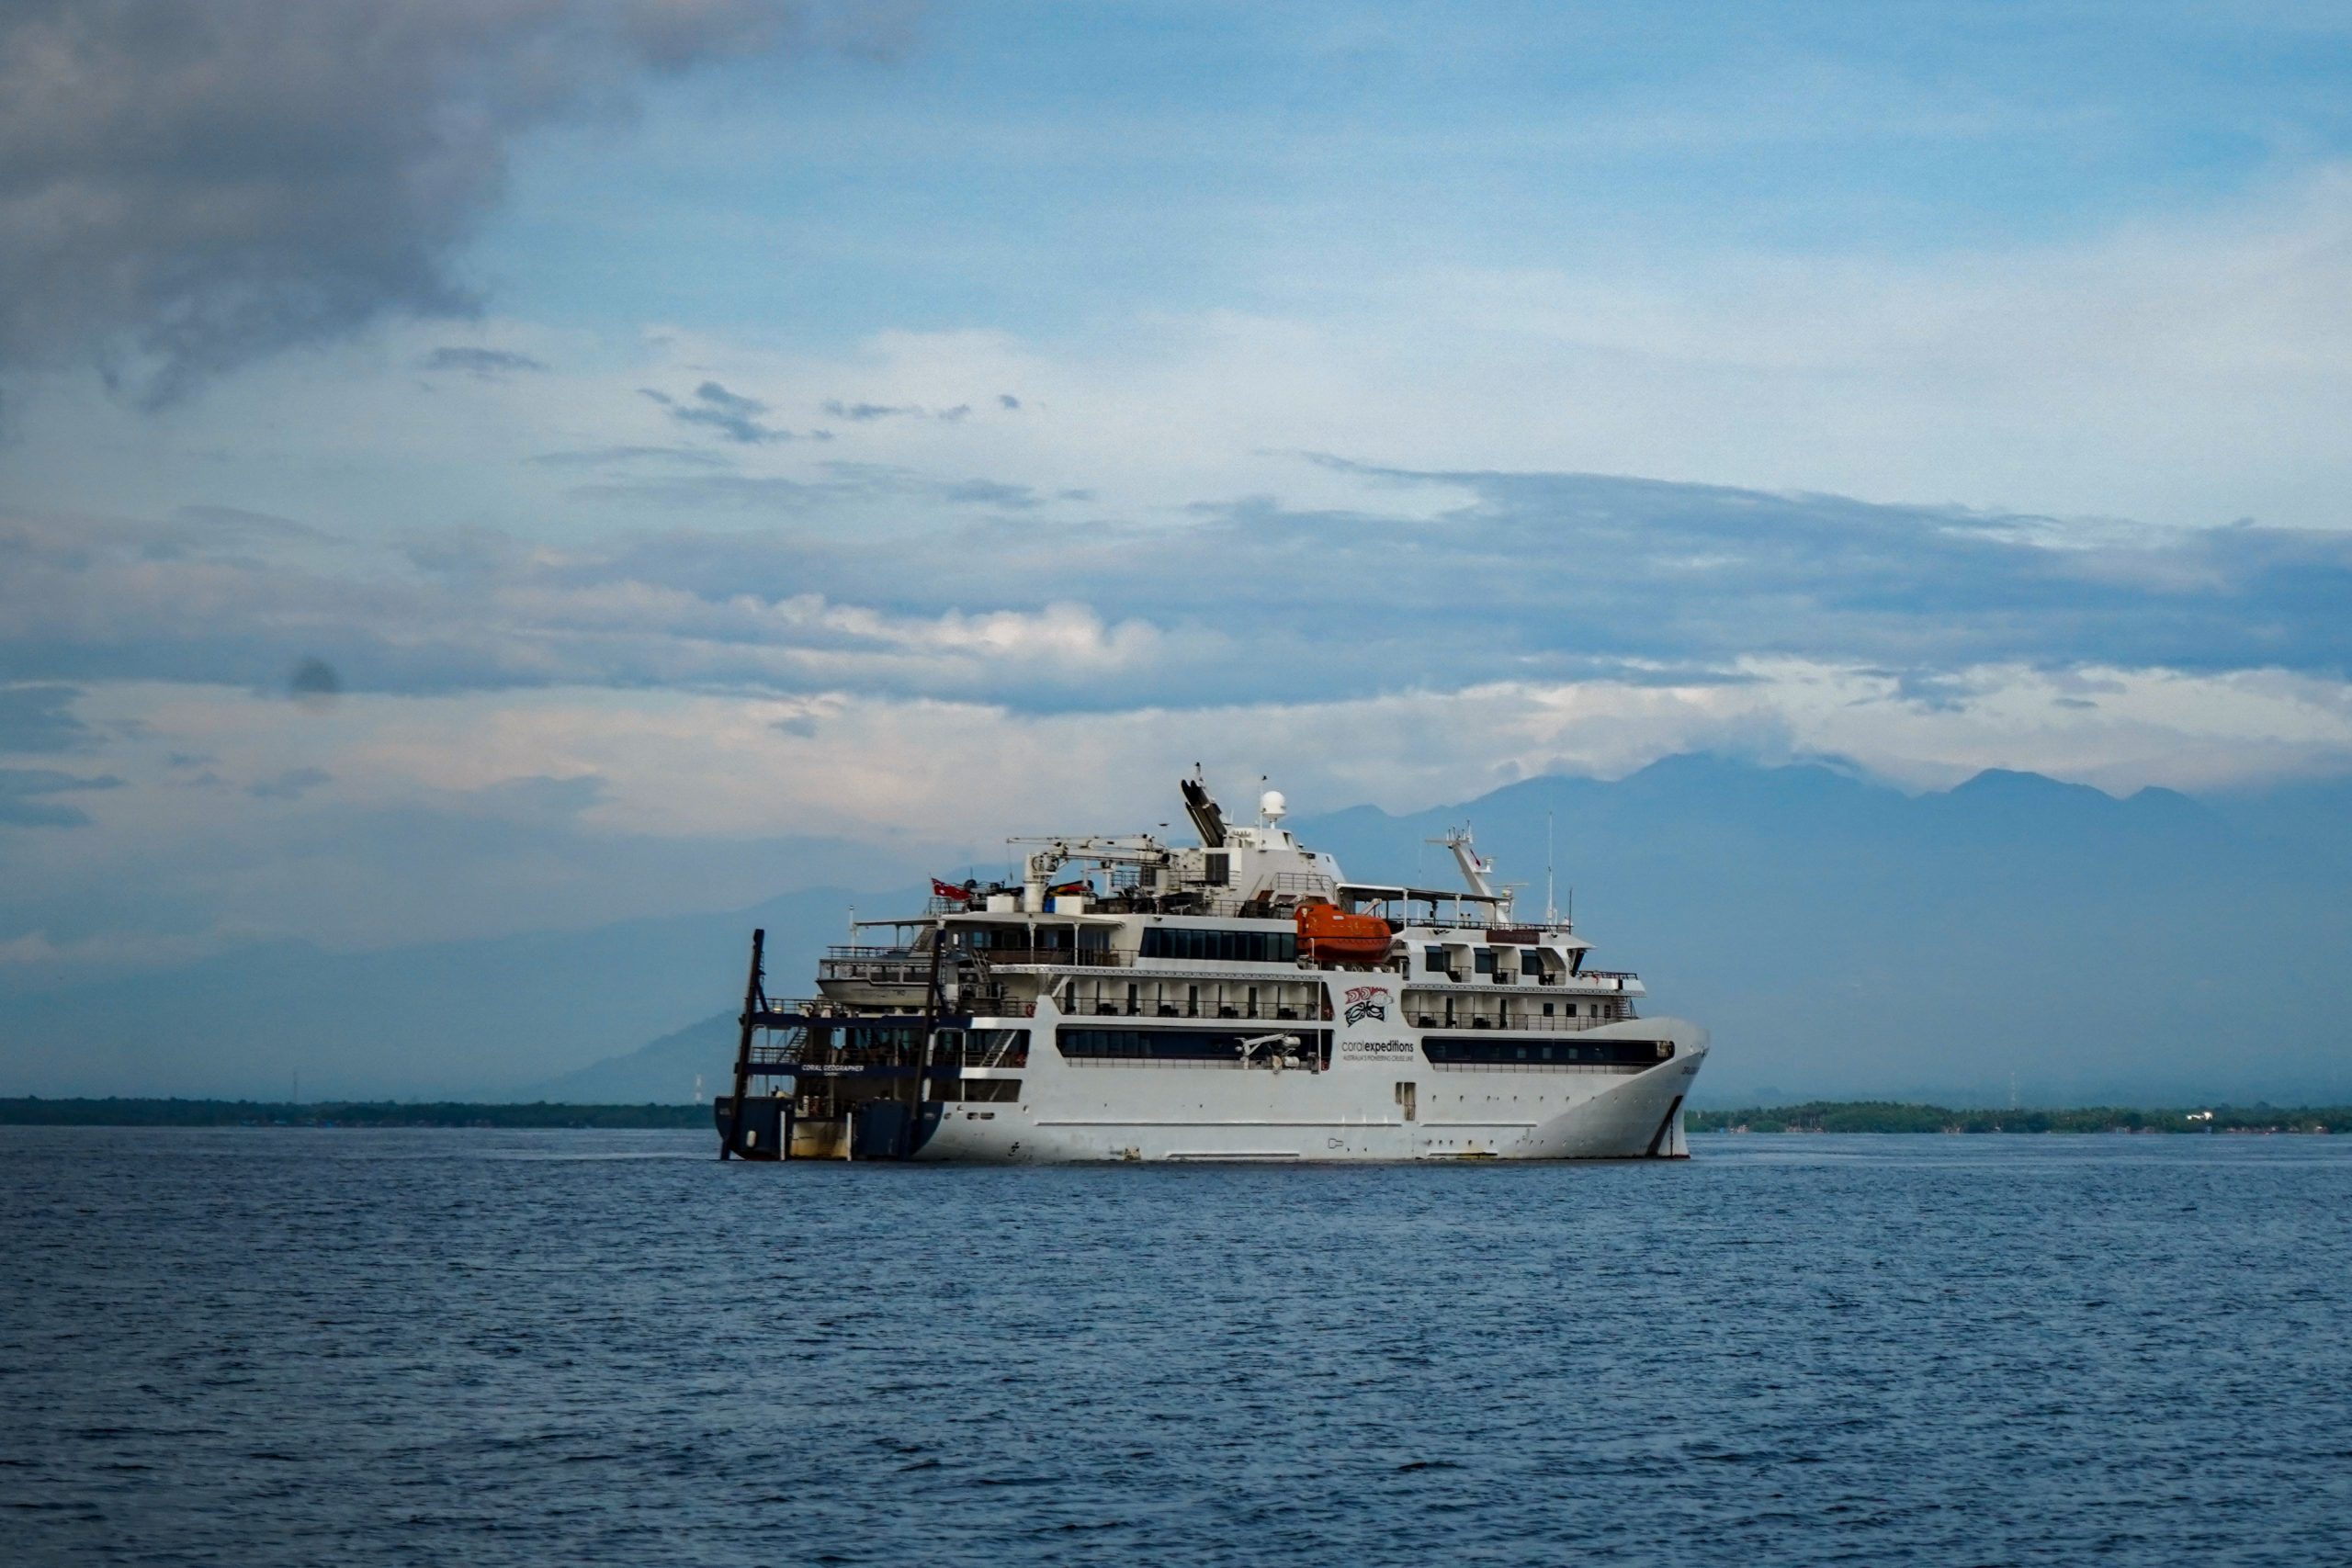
[{"left": 716, "top": 775, "right": 1706, "bottom": 1162}]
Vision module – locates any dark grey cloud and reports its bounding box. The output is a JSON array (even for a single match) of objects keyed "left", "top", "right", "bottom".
[
  {"left": 528, "top": 446, "right": 737, "bottom": 470},
  {"left": 647, "top": 382, "right": 817, "bottom": 445},
  {"left": 571, "top": 461, "right": 1046, "bottom": 514},
  {"left": 0, "top": 768, "right": 122, "bottom": 829},
  {"left": 0, "top": 1, "right": 866, "bottom": 403},
  {"left": 247, "top": 766, "right": 333, "bottom": 801},
  {"left": 0, "top": 686, "right": 92, "bottom": 755},
  {"left": 998, "top": 394, "right": 1022, "bottom": 411},
  {"left": 288, "top": 658, "right": 341, "bottom": 710},
  {"left": 422, "top": 346, "right": 548, "bottom": 378},
  {"left": 5, "top": 467, "right": 2350, "bottom": 714},
  {"left": 820, "top": 399, "right": 978, "bottom": 423}
]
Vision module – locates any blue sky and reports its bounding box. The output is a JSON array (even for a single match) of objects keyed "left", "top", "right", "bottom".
[
  {"left": 483, "top": 5, "right": 2352, "bottom": 332},
  {"left": 1, "top": 0, "right": 2350, "bottom": 982}
]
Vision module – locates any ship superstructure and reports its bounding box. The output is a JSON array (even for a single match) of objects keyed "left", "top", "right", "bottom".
[{"left": 717, "top": 775, "right": 1706, "bottom": 1162}]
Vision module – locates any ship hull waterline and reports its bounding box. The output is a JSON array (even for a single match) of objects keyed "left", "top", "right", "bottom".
[{"left": 722, "top": 1018, "right": 1706, "bottom": 1164}]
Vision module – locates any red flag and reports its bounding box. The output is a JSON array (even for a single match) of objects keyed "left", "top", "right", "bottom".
[{"left": 932, "top": 878, "right": 972, "bottom": 902}]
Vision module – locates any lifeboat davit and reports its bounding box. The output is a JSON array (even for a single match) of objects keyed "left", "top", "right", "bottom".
[{"left": 1295, "top": 902, "right": 1393, "bottom": 964}]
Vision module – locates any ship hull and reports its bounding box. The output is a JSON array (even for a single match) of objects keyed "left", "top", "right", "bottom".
[{"left": 911, "top": 1016, "right": 1705, "bottom": 1163}]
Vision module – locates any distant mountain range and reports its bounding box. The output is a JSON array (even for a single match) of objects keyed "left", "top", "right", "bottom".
[
  {"left": 1293, "top": 756, "right": 2352, "bottom": 1105},
  {"left": 0, "top": 886, "right": 911, "bottom": 1102},
  {"left": 4, "top": 756, "right": 2346, "bottom": 1105}
]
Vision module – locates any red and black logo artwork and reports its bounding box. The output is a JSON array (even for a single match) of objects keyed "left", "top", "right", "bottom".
[{"left": 1343, "top": 986, "right": 1390, "bottom": 1026}]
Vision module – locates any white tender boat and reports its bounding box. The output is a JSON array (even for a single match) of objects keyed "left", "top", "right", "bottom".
[{"left": 717, "top": 774, "right": 1706, "bottom": 1162}]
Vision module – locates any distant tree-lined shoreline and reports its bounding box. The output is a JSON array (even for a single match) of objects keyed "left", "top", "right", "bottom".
[{"left": 1685, "top": 1101, "right": 2344, "bottom": 1134}]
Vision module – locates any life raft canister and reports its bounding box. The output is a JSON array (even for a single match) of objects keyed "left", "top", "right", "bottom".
[{"left": 1295, "top": 901, "right": 1393, "bottom": 963}]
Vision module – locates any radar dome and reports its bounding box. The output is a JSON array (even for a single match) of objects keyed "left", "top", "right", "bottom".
[{"left": 1259, "top": 789, "right": 1287, "bottom": 820}]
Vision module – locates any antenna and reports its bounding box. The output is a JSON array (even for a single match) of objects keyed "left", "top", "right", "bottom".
[{"left": 1545, "top": 808, "right": 1556, "bottom": 925}]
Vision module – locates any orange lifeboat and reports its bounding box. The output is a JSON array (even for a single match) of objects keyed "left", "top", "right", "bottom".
[{"left": 1295, "top": 902, "right": 1393, "bottom": 964}]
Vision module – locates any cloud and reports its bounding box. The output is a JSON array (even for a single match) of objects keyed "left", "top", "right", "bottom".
[
  {"left": 0, "top": 686, "right": 92, "bottom": 754},
  {"left": 822, "top": 400, "right": 921, "bottom": 421},
  {"left": 4, "top": 465, "right": 2349, "bottom": 723},
  {"left": 649, "top": 381, "right": 808, "bottom": 444},
  {"left": 288, "top": 658, "right": 341, "bottom": 708},
  {"left": 422, "top": 346, "right": 548, "bottom": 378},
  {"left": 569, "top": 462, "right": 1040, "bottom": 514},
  {"left": 0, "top": 1, "right": 876, "bottom": 402},
  {"left": 820, "top": 399, "right": 978, "bottom": 422},
  {"left": 246, "top": 766, "right": 332, "bottom": 801},
  {"left": 0, "top": 767, "right": 122, "bottom": 829},
  {"left": 527, "top": 446, "right": 736, "bottom": 470}
]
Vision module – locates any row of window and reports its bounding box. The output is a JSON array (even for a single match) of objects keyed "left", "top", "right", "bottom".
[
  {"left": 1059, "top": 1027, "right": 1333, "bottom": 1062},
  {"left": 1420, "top": 1036, "right": 1671, "bottom": 1066},
  {"left": 953, "top": 925, "right": 1108, "bottom": 952},
  {"left": 1139, "top": 927, "right": 1299, "bottom": 964},
  {"left": 1408, "top": 998, "right": 1618, "bottom": 1022},
  {"left": 1426, "top": 945, "right": 1553, "bottom": 977},
  {"left": 933, "top": 1028, "right": 1032, "bottom": 1067}
]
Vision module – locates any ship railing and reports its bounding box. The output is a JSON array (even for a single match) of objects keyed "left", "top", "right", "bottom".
[
  {"left": 825, "top": 943, "right": 922, "bottom": 960},
  {"left": 759, "top": 994, "right": 1042, "bottom": 1021},
  {"left": 954, "top": 996, "right": 1039, "bottom": 1018},
  {"left": 968, "top": 947, "right": 1129, "bottom": 968},
  {"left": 1402, "top": 1009, "right": 1634, "bottom": 1033},
  {"left": 1272, "top": 871, "right": 1337, "bottom": 900},
  {"left": 1422, "top": 973, "right": 1641, "bottom": 991},
  {"left": 1384, "top": 915, "right": 1509, "bottom": 932},
  {"left": 819, "top": 959, "right": 934, "bottom": 986},
  {"left": 1057, "top": 997, "right": 1330, "bottom": 1023}
]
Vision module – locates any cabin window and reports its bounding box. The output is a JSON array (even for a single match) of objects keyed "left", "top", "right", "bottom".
[
  {"left": 1474, "top": 948, "right": 1498, "bottom": 976},
  {"left": 963, "top": 1029, "right": 1030, "bottom": 1066},
  {"left": 1059, "top": 1027, "right": 1333, "bottom": 1063},
  {"left": 1423, "top": 1035, "right": 1668, "bottom": 1066},
  {"left": 1520, "top": 950, "right": 1544, "bottom": 976}
]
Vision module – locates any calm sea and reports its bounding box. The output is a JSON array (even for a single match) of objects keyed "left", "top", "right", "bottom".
[{"left": 3, "top": 1129, "right": 2347, "bottom": 1566}]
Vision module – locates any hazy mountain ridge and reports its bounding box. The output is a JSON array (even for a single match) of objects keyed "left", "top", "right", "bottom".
[
  {"left": 1290, "top": 755, "right": 2350, "bottom": 1104},
  {"left": 3, "top": 757, "right": 2346, "bottom": 1104},
  {"left": 0, "top": 886, "right": 913, "bottom": 1101}
]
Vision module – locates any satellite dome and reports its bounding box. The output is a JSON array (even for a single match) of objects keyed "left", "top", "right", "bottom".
[{"left": 1259, "top": 789, "right": 1287, "bottom": 820}]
